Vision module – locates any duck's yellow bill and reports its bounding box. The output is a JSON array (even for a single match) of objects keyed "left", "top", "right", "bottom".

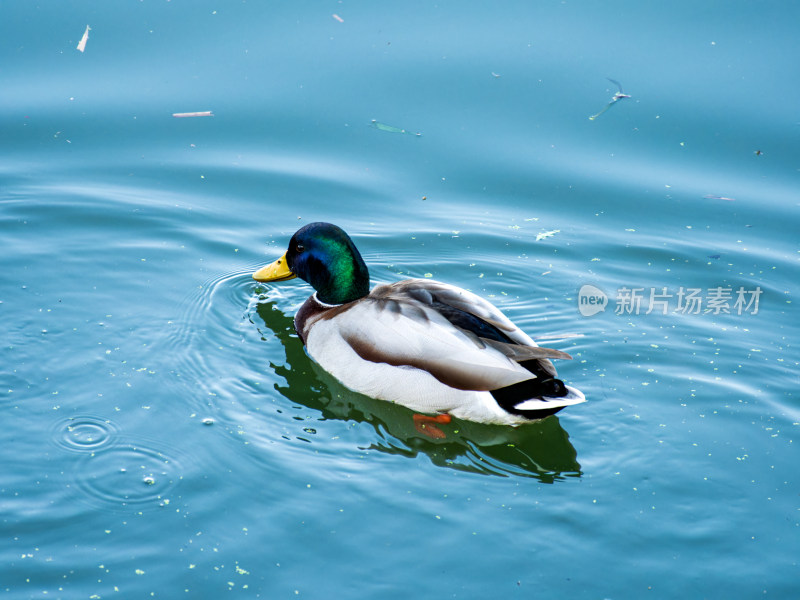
[{"left": 253, "top": 252, "right": 297, "bottom": 282}]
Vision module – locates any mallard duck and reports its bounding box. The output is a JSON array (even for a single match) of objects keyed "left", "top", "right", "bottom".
[{"left": 253, "top": 222, "right": 585, "bottom": 428}]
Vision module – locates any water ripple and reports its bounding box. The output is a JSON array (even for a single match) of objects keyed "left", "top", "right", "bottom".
[
  {"left": 172, "top": 268, "right": 257, "bottom": 345},
  {"left": 160, "top": 268, "right": 271, "bottom": 414},
  {"left": 72, "top": 439, "right": 185, "bottom": 509},
  {"left": 51, "top": 415, "right": 119, "bottom": 453}
]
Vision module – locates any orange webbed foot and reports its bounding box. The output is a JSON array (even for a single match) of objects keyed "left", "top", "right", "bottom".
[{"left": 413, "top": 413, "right": 452, "bottom": 439}]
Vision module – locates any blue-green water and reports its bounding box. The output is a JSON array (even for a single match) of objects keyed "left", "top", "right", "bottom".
[{"left": 2, "top": 1, "right": 799, "bottom": 597}]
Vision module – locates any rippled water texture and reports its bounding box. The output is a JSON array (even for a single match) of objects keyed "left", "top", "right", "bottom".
[{"left": 2, "top": 1, "right": 799, "bottom": 598}]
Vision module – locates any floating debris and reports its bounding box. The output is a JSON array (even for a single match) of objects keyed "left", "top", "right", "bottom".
[
  {"left": 535, "top": 229, "right": 560, "bottom": 241},
  {"left": 754, "top": 149, "right": 763, "bottom": 156},
  {"left": 703, "top": 194, "right": 735, "bottom": 201},
  {"left": 332, "top": 14, "right": 344, "bottom": 23},
  {"left": 76, "top": 25, "right": 91, "bottom": 53},
  {"left": 370, "top": 120, "right": 421, "bottom": 136},
  {"left": 533, "top": 332, "right": 585, "bottom": 342},
  {"left": 491, "top": 72, "right": 501, "bottom": 78},
  {"left": 172, "top": 111, "right": 214, "bottom": 118},
  {"left": 589, "top": 78, "right": 631, "bottom": 120}
]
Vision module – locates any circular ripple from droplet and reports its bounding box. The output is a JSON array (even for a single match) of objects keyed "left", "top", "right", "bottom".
[
  {"left": 52, "top": 415, "right": 119, "bottom": 453},
  {"left": 73, "top": 442, "right": 183, "bottom": 508}
]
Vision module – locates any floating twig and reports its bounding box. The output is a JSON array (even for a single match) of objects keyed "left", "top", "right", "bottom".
[{"left": 172, "top": 111, "right": 214, "bottom": 118}]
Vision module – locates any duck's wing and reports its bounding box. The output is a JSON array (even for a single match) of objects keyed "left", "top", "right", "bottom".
[
  {"left": 372, "top": 279, "right": 567, "bottom": 373},
  {"left": 372, "top": 279, "right": 533, "bottom": 341}
]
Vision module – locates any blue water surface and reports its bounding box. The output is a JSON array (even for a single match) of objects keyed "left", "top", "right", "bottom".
[{"left": 2, "top": 1, "right": 799, "bottom": 598}]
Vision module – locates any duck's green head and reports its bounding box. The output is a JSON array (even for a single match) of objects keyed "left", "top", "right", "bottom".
[{"left": 253, "top": 222, "right": 370, "bottom": 305}]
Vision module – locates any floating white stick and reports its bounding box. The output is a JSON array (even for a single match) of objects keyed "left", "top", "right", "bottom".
[
  {"left": 77, "top": 25, "right": 90, "bottom": 53},
  {"left": 172, "top": 111, "right": 214, "bottom": 118}
]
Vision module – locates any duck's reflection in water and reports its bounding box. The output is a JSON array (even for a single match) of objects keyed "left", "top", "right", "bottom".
[{"left": 254, "top": 299, "right": 581, "bottom": 482}]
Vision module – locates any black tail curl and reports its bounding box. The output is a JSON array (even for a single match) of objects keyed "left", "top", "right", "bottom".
[{"left": 491, "top": 376, "right": 569, "bottom": 418}]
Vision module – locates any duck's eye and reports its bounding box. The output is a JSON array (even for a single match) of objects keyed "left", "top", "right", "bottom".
[{"left": 296, "top": 244, "right": 305, "bottom": 253}]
